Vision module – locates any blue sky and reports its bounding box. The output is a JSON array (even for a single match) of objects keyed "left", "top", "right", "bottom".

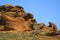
[{"left": 0, "top": 0, "right": 60, "bottom": 29}]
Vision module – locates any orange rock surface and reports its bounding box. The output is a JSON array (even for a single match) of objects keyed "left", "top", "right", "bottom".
[{"left": 0, "top": 4, "right": 60, "bottom": 40}]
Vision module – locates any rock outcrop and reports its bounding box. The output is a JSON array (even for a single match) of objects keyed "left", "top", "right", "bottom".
[
  {"left": 0, "top": 4, "right": 34, "bottom": 31},
  {"left": 0, "top": 4, "right": 60, "bottom": 40}
]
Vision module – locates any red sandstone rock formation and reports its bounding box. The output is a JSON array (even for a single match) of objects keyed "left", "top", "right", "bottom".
[{"left": 0, "top": 4, "right": 60, "bottom": 35}]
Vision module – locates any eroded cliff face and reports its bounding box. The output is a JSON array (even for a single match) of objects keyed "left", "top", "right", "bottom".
[
  {"left": 0, "top": 4, "right": 34, "bottom": 31},
  {"left": 0, "top": 4, "right": 60, "bottom": 40}
]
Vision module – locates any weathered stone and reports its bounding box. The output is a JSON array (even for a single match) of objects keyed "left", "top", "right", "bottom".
[
  {"left": 48, "top": 22, "right": 57, "bottom": 32},
  {"left": 0, "top": 4, "right": 60, "bottom": 40},
  {"left": 0, "top": 4, "right": 60, "bottom": 37},
  {"left": 23, "top": 13, "right": 33, "bottom": 21}
]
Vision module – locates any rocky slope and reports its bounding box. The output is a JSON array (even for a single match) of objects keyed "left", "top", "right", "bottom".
[{"left": 0, "top": 4, "right": 60, "bottom": 40}]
